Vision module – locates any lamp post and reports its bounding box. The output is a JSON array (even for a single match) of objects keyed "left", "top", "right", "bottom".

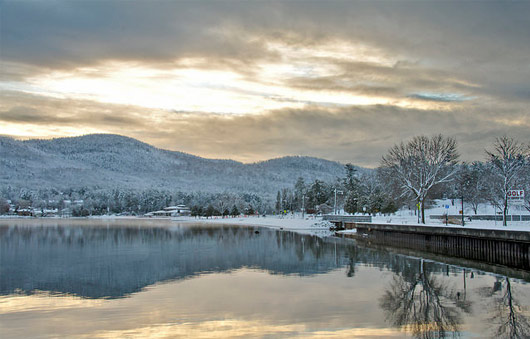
[
  {"left": 334, "top": 189, "right": 343, "bottom": 215},
  {"left": 302, "top": 194, "right": 306, "bottom": 219}
]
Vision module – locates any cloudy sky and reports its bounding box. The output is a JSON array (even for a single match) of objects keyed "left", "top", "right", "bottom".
[{"left": 1, "top": 1, "right": 529, "bottom": 166}]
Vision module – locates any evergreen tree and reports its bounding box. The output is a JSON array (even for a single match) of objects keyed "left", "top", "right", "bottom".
[
  {"left": 344, "top": 192, "right": 358, "bottom": 214},
  {"left": 281, "top": 188, "right": 289, "bottom": 212},
  {"left": 342, "top": 163, "right": 361, "bottom": 214},
  {"left": 246, "top": 205, "right": 255, "bottom": 215},
  {"left": 307, "top": 180, "right": 330, "bottom": 210},
  {"left": 343, "top": 163, "right": 360, "bottom": 192},
  {"left": 275, "top": 191, "right": 281, "bottom": 213},
  {"left": 230, "top": 205, "right": 239, "bottom": 217},
  {"left": 204, "top": 204, "right": 216, "bottom": 218},
  {"left": 294, "top": 177, "right": 306, "bottom": 211}
]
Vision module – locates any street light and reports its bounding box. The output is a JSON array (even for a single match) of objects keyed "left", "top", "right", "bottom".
[
  {"left": 334, "top": 189, "right": 343, "bottom": 215},
  {"left": 302, "top": 194, "right": 306, "bottom": 219}
]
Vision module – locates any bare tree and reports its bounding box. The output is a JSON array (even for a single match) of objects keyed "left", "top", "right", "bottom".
[
  {"left": 524, "top": 169, "right": 530, "bottom": 213},
  {"left": 485, "top": 136, "right": 528, "bottom": 226},
  {"left": 381, "top": 135, "right": 459, "bottom": 223},
  {"left": 379, "top": 260, "right": 471, "bottom": 338},
  {"left": 456, "top": 162, "right": 489, "bottom": 215},
  {"left": 478, "top": 277, "right": 530, "bottom": 338}
]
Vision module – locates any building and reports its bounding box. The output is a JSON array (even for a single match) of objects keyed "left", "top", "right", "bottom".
[{"left": 145, "top": 205, "right": 191, "bottom": 217}]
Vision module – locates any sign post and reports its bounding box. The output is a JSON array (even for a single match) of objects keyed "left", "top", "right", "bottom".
[
  {"left": 507, "top": 190, "right": 524, "bottom": 205},
  {"left": 461, "top": 196, "right": 465, "bottom": 227}
]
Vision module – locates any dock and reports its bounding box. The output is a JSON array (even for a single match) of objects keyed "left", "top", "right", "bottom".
[{"left": 333, "top": 221, "right": 530, "bottom": 271}]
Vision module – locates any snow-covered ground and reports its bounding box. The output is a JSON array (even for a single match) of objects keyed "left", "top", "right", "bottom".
[
  {"left": 196, "top": 199, "right": 529, "bottom": 235},
  {"left": 185, "top": 215, "right": 334, "bottom": 236},
  {"left": 5, "top": 199, "right": 527, "bottom": 236},
  {"left": 373, "top": 198, "right": 530, "bottom": 232},
  {"left": 370, "top": 215, "right": 529, "bottom": 231},
  {"left": 420, "top": 198, "right": 529, "bottom": 216},
  {"left": 194, "top": 213, "right": 529, "bottom": 235}
]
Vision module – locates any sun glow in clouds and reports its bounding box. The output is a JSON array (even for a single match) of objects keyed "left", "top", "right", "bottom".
[
  {"left": 265, "top": 39, "right": 397, "bottom": 67},
  {"left": 0, "top": 35, "right": 475, "bottom": 146},
  {"left": 8, "top": 39, "right": 446, "bottom": 116},
  {"left": 23, "top": 62, "right": 392, "bottom": 114},
  {"left": 0, "top": 122, "right": 107, "bottom": 139}
]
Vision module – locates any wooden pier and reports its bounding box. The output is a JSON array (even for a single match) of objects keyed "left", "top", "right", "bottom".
[{"left": 334, "top": 222, "right": 530, "bottom": 271}]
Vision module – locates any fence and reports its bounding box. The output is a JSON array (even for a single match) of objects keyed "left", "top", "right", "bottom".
[
  {"left": 430, "top": 214, "right": 530, "bottom": 222},
  {"left": 322, "top": 214, "right": 372, "bottom": 223}
]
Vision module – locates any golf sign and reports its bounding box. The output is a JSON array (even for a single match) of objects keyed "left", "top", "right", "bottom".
[{"left": 507, "top": 190, "right": 524, "bottom": 205}]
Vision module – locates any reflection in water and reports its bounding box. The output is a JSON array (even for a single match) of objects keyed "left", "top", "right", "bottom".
[
  {"left": 346, "top": 246, "right": 357, "bottom": 278},
  {"left": 0, "top": 224, "right": 348, "bottom": 298},
  {"left": 79, "top": 321, "right": 407, "bottom": 339},
  {"left": 1, "top": 220, "right": 530, "bottom": 338},
  {"left": 379, "top": 260, "right": 471, "bottom": 338},
  {"left": 479, "top": 277, "right": 530, "bottom": 338}
]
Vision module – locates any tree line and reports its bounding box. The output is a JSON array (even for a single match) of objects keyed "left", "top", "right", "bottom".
[
  {"left": 274, "top": 135, "right": 529, "bottom": 226},
  {"left": 1, "top": 135, "right": 529, "bottom": 224},
  {"left": 273, "top": 164, "right": 397, "bottom": 217},
  {"left": 0, "top": 188, "right": 267, "bottom": 217}
]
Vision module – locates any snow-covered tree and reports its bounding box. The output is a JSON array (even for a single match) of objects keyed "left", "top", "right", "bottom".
[
  {"left": 357, "top": 172, "right": 397, "bottom": 215},
  {"left": 281, "top": 188, "right": 292, "bottom": 212},
  {"left": 293, "top": 177, "right": 306, "bottom": 212},
  {"left": 306, "top": 179, "right": 331, "bottom": 211},
  {"left": 275, "top": 191, "right": 281, "bottom": 213},
  {"left": 380, "top": 135, "right": 459, "bottom": 223},
  {"left": 343, "top": 163, "right": 360, "bottom": 192},
  {"left": 456, "top": 162, "right": 489, "bottom": 214},
  {"left": 0, "top": 197, "right": 10, "bottom": 214},
  {"left": 523, "top": 168, "right": 530, "bottom": 213},
  {"left": 485, "top": 136, "right": 529, "bottom": 226},
  {"left": 343, "top": 192, "right": 358, "bottom": 214},
  {"left": 342, "top": 163, "right": 361, "bottom": 214}
]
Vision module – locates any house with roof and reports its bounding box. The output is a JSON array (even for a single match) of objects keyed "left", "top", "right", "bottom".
[{"left": 145, "top": 205, "right": 191, "bottom": 217}]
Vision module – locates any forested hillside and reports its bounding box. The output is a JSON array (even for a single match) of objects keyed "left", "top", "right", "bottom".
[{"left": 0, "top": 134, "right": 348, "bottom": 197}]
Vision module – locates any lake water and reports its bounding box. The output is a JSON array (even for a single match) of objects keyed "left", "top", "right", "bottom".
[{"left": 1, "top": 219, "right": 530, "bottom": 338}]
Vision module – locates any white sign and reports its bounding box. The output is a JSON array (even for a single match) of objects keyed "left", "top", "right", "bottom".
[{"left": 507, "top": 190, "right": 525, "bottom": 205}]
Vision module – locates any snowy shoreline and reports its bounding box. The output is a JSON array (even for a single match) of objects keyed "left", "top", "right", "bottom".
[
  {"left": 180, "top": 212, "right": 530, "bottom": 235},
  {"left": 2, "top": 210, "right": 529, "bottom": 235},
  {"left": 191, "top": 215, "right": 334, "bottom": 236}
]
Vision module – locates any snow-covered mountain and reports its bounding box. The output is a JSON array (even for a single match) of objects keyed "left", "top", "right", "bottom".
[{"left": 0, "top": 134, "right": 350, "bottom": 195}]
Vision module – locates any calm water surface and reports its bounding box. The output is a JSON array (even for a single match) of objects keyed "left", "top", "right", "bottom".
[{"left": 1, "top": 219, "right": 529, "bottom": 338}]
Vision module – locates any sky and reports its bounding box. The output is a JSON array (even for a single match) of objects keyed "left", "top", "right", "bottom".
[{"left": 1, "top": 1, "right": 529, "bottom": 167}]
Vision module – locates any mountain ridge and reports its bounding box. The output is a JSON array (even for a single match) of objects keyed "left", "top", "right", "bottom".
[{"left": 1, "top": 134, "right": 357, "bottom": 196}]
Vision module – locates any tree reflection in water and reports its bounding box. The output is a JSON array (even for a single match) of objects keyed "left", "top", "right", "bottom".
[
  {"left": 346, "top": 246, "right": 357, "bottom": 278},
  {"left": 480, "top": 277, "right": 530, "bottom": 338},
  {"left": 379, "top": 259, "right": 471, "bottom": 338}
]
